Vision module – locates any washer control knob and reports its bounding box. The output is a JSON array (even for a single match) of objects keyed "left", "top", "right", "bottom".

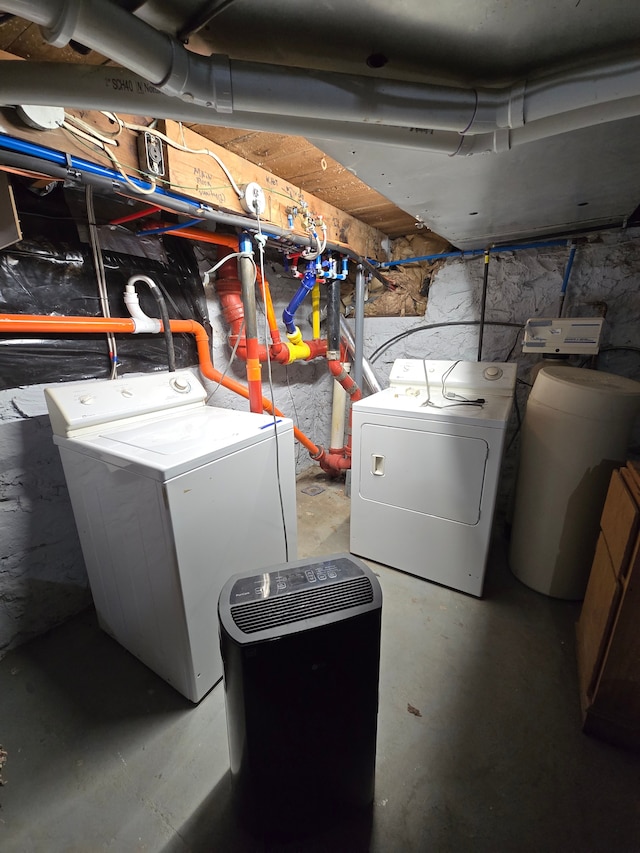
[
  {"left": 79, "top": 394, "right": 95, "bottom": 405},
  {"left": 483, "top": 366, "right": 503, "bottom": 380},
  {"left": 170, "top": 376, "right": 191, "bottom": 393}
]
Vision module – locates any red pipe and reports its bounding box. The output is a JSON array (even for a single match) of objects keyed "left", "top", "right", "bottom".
[
  {"left": 215, "top": 248, "right": 326, "bottom": 364},
  {"left": 109, "top": 206, "right": 162, "bottom": 225},
  {"left": 0, "top": 312, "right": 321, "bottom": 458},
  {"left": 137, "top": 225, "right": 326, "bottom": 362}
]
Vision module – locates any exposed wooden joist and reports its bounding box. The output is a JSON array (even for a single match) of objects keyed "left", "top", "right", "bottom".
[
  {"left": 0, "top": 39, "right": 420, "bottom": 239},
  {"left": 164, "top": 121, "right": 387, "bottom": 259},
  {"left": 188, "top": 123, "right": 419, "bottom": 237}
]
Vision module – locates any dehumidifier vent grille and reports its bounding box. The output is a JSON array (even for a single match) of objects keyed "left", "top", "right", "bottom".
[{"left": 231, "top": 576, "right": 374, "bottom": 634}]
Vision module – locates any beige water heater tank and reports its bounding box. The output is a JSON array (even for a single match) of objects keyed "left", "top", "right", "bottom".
[{"left": 509, "top": 365, "right": 640, "bottom": 599}]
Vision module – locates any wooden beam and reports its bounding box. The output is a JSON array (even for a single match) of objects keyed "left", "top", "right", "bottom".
[
  {"left": 164, "top": 120, "right": 387, "bottom": 260},
  {"left": 0, "top": 50, "right": 388, "bottom": 258}
]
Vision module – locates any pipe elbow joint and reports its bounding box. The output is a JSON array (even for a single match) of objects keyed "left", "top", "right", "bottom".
[
  {"left": 158, "top": 48, "right": 233, "bottom": 114},
  {"left": 123, "top": 283, "right": 162, "bottom": 333}
]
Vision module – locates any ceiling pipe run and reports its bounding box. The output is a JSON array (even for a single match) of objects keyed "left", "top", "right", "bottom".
[
  {"left": 0, "top": 0, "right": 640, "bottom": 152},
  {"left": 2, "top": 62, "right": 640, "bottom": 156}
]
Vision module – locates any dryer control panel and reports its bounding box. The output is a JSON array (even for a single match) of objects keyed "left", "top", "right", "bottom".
[
  {"left": 389, "top": 359, "right": 517, "bottom": 397},
  {"left": 45, "top": 370, "right": 206, "bottom": 437}
]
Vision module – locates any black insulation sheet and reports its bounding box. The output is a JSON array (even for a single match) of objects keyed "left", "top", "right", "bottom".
[{"left": 0, "top": 181, "right": 211, "bottom": 389}]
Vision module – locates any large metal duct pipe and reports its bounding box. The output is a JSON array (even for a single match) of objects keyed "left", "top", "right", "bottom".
[{"left": 1, "top": 0, "right": 640, "bottom": 148}]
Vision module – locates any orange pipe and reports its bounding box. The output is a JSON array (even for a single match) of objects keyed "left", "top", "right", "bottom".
[
  {"left": 0, "top": 314, "right": 139, "bottom": 334},
  {"left": 144, "top": 226, "right": 325, "bottom": 361},
  {"left": 0, "top": 312, "right": 321, "bottom": 457},
  {"left": 162, "top": 227, "right": 240, "bottom": 249},
  {"left": 257, "top": 268, "right": 282, "bottom": 346},
  {"left": 215, "top": 252, "right": 326, "bottom": 364},
  {"left": 215, "top": 246, "right": 290, "bottom": 364}
]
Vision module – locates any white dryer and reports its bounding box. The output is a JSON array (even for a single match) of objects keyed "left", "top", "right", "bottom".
[
  {"left": 350, "top": 360, "right": 516, "bottom": 596},
  {"left": 45, "top": 370, "right": 297, "bottom": 702}
]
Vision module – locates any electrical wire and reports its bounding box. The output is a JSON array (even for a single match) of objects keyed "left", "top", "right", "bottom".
[
  {"left": 506, "top": 386, "right": 524, "bottom": 453},
  {"left": 369, "top": 320, "right": 524, "bottom": 364},
  {"left": 63, "top": 115, "right": 120, "bottom": 147},
  {"left": 505, "top": 326, "right": 524, "bottom": 362},
  {"left": 206, "top": 317, "right": 245, "bottom": 403},
  {"left": 65, "top": 113, "right": 122, "bottom": 142},
  {"left": 285, "top": 365, "right": 303, "bottom": 468},
  {"left": 601, "top": 346, "right": 640, "bottom": 355},
  {"left": 62, "top": 118, "right": 157, "bottom": 196},
  {"left": 420, "top": 359, "right": 485, "bottom": 409},
  {"left": 103, "top": 145, "right": 157, "bottom": 195},
  {"left": 201, "top": 251, "right": 257, "bottom": 286},
  {"left": 85, "top": 185, "right": 118, "bottom": 378},
  {"left": 102, "top": 113, "right": 244, "bottom": 200}
]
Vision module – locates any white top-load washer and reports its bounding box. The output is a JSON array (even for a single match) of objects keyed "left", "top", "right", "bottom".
[
  {"left": 45, "top": 369, "right": 297, "bottom": 702},
  {"left": 350, "top": 359, "right": 516, "bottom": 596}
]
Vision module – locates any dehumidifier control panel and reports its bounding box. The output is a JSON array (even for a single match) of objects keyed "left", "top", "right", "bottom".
[{"left": 228, "top": 556, "right": 367, "bottom": 604}]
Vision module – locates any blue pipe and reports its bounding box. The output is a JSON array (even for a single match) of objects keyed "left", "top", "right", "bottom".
[
  {"left": 238, "top": 232, "right": 253, "bottom": 255},
  {"left": 0, "top": 132, "right": 212, "bottom": 212},
  {"left": 137, "top": 217, "right": 203, "bottom": 236},
  {"left": 560, "top": 244, "right": 577, "bottom": 296},
  {"left": 0, "top": 134, "right": 384, "bottom": 281},
  {"left": 558, "top": 243, "right": 577, "bottom": 317},
  {"left": 377, "top": 238, "right": 571, "bottom": 268},
  {"left": 282, "top": 264, "right": 316, "bottom": 334}
]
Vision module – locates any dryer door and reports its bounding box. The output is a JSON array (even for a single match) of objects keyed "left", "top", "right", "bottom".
[{"left": 359, "top": 423, "right": 488, "bottom": 524}]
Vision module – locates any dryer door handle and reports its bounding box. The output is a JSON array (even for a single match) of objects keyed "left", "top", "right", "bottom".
[{"left": 371, "top": 454, "right": 385, "bottom": 476}]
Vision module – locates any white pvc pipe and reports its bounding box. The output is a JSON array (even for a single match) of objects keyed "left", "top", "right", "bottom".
[
  {"left": 3, "top": 60, "right": 640, "bottom": 159},
  {"left": 0, "top": 62, "right": 464, "bottom": 154},
  {"left": 2, "top": 0, "right": 640, "bottom": 143},
  {"left": 330, "top": 364, "right": 349, "bottom": 451},
  {"left": 123, "top": 282, "right": 161, "bottom": 333}
]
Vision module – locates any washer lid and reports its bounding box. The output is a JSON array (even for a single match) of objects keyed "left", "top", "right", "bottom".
[
  {"left": 354, "top": 387, "right": 513, "bottom": 428},
  {"left": 45, "top": 370, "right": 206, "bottom": 438},
  {"left": 54, "top": 406, "right": 292, "bottom": 480}
]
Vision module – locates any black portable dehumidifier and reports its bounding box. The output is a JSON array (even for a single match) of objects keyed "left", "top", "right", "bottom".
[{"left": 218, "top": 553, "right": 382, "bottom": 839}]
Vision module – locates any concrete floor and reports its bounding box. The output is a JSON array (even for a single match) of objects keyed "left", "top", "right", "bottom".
[{"left": 1, "top": 466, "right": 640, "bottom": 853}]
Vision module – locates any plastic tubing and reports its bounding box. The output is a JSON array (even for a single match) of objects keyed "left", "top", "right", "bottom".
[
  {"left": 0, "top": 312, "right": 320, "bottom": 456},
  {"left": 477, "top": 250, "right": 490, "bottom": 362}
]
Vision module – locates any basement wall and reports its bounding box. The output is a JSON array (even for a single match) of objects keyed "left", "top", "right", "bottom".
[{"left": 1, "top": 227, "right": 639, "bottom": 656}]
